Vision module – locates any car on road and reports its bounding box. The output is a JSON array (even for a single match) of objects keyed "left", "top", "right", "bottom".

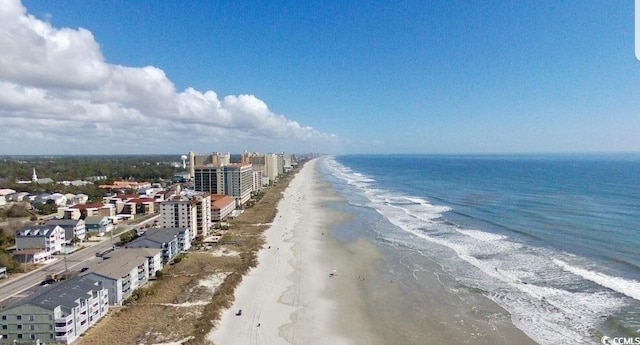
[
  {"left": 80, "top": 267, "right": 89, "bottom": 272},
  {"left": 40, "top": 278, "right": 56, "bottom": 286}
]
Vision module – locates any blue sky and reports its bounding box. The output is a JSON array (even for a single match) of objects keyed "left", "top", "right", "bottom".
[{"left": 0, "top": 0, "right": 638, "bottom": 154}]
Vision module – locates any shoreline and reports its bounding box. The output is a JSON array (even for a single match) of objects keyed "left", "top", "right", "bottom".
[
  {"left": 209, "top": 157, "right": 538, "bottom": 345},
  {"left": 209, "top": 158, "right": 373, "bottom": 344}
]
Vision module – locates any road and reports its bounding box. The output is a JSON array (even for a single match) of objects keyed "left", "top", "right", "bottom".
[{"left": 0, "top": 213, "right": 159, "bottom": 307}]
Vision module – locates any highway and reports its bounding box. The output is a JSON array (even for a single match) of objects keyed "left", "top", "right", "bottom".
[{"left": 0, "top": 213, "right": 158, "bottom": 307}]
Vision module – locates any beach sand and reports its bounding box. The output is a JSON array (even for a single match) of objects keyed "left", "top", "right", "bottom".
[{"left": 208, "top": 158, "right": 538, "bottom": 345}]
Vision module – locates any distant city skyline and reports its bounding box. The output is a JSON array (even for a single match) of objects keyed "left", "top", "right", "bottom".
[{"left": 1, "top": 0, "right": 639, "bottom": 155}]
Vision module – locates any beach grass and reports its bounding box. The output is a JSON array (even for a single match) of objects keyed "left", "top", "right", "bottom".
[{"left": 77, "top": 167, "right": 299, "bottom": 345}]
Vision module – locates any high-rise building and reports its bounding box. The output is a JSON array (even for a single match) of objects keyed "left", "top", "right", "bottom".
[
  {"left": 193, "top": 163, "right": 253, "bottom": 206},
  {"left": 159, "top": 193, "right": 211, "bottom": 240},
  {"left": 223, "top": 163, "right": 253, "bottom": 206}
]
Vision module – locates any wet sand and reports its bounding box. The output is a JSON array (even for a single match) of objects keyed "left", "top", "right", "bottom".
[{"left": 208, "top": 158, "right": 538, "bottom": 345}]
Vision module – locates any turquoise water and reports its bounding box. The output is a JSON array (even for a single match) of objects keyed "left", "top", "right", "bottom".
[{"left": 321, "top": 154, "right": 640, "bottom": 344}]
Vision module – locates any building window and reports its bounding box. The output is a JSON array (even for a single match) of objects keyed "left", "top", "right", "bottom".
[
  {"left": 29, "top": 315, "right": 34, "bottom": 321},
  {"left": 16, "top": 315, "right": 22, "bottom": 320},
  {"left": 1, "top": 325, "right": 6, "bottom": 330},
  {"left": 17, "top": 333, "right": 23, "bottom": 339},
  {"left": 29, "top": 324, "right": 35, "bottom": 330},
  {"left": 30, "top": 334, "right": 36, "bottom": 340},
  {"left": 1, "top": 316, "right": 5, "bottom": 320},
  {"left": 17, "top": 324, "right": 22, "bottom": 330}
]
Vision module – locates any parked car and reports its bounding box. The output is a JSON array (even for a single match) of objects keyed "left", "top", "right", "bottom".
[{"left": 40, "top": 278, "right": 56, "bottom": 286}]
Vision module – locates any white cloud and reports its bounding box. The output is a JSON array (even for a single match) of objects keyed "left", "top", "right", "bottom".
[{"left": 0, "top": 0, "right": 337, "bottom": 154}]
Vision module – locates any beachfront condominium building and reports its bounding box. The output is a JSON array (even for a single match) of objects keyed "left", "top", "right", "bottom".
[
  {"left": 115, "top": 248, "right": 164, "bottom": 280},
  {"left": 243, "top": 152, "right": 280, "bottom": 183},
  {"left": 252, "top": 170, "right": 264, "bottom": 192},
  {"left": 188, "top": 151, "right": 230, "bottom": 179},
  {"left": 211, "top": 195, "right": 236, "bottom": 221},
  {"left": 15, "top": 225, "right": 65, "bottom": 253},
  {"left": 82, "top": 251, "right": 150, "bottom": 306},
  {"left": 193, "top": 163, "right": 253, "bottom": 206},
  {"left": 125, "top": 227, "right": 190, "bottom": 264},
  {"left": 265, "top": 153, "right": 281, "bottom": 183},
  {"left": 224, "top": 163, "right": 253, "bottom": 206},
  {"left": 0, "top": 276, "right": 109, "bottom": 344},
  {"left": 160, "top": 193, "right": 211, "bottom": 239}
]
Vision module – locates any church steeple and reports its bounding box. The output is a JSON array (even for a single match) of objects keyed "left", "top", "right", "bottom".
[{"left": 32, "top": 168, "right": 38, "bottom": 183}]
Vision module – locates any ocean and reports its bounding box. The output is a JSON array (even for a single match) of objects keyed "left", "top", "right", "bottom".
[{"left": 320, "top": 154, "right": 640, "bottom": 345}]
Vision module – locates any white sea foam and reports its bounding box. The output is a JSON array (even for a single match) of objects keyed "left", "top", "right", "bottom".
[
  {"left": 553, "top": 258, "right": 640, "bottom": 301},
  {"left": 322, "top": 156, "right": 630, "bottom": 345}
]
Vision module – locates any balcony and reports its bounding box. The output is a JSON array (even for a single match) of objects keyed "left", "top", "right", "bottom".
[
  {"left": 55, "top": 324, "right": 73, "bottom": 333},
  {"left": 54, "top": 315, "right": 73, "bottom": 323}
]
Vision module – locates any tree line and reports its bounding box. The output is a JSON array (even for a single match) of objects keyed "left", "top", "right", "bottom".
[{"left": 0, "top": 155, "right": 181, "bottom": 182}]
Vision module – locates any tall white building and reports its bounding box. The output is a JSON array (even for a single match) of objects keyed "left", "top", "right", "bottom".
[
  {"left": 159, "top": 193, "right": 211, "bottom": 240},
  {"left": 264, "top": 153, "right": 280, "bottom": 183}
]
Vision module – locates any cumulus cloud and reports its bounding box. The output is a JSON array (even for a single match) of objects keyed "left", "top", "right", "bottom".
[{"left": 0, "top": 0, "right": 336, "bottom": 154}]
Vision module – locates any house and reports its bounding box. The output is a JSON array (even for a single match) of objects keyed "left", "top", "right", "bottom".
[
  {"left": 48, "top": 193, "right": 68, "bottom": 207},
  {"left": 0, "top": 189, "right": 16, "bottom": 197},
  {"left": 15, "top": 225, "right": 65, "bottom": 253},
  {"left": 81, "top": 251, "right": 150, "bottom": 306},
  {"left": 0, "top": 276, "right": 109, "bottom": 344},
  {"left": 10, "top": 192, "right": 30, "bottom": 202},
  {"left": 84, "top": 216, "right": 113, "bottom": 237},
  {"left": 12, "top": 248, "right": 52, "bottom": 264},
  {"left": 45, "top": 219, "right": 86, "bottom": 242},
  {"left": 73, "top": 194, "right": 89, "bottom": 205},
  {"left": 125, "top": 227, "right": 190, "bottom": 264}
]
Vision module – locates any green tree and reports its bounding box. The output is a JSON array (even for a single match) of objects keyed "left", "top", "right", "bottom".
[{"left": 33, "top": 200, "right": 57, "bottom": 215}]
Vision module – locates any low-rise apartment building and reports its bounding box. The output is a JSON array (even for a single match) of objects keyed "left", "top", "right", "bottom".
[
  {"left": 58, "top": 203, "right": 115, "bottom": 220},
  {"left": 211, "top": 195, "right": 236, "bottom": 222},
  {"left": 125, "top": 227, "right": 190, "bottom": 264},
  {"left": 0, "top": 276, "right": 109, "bottom": 344},
  {"left": 82, "top": 251, "right": 150, "bottom": 306},
  {"left": 113, "top": 248, "right": 163, "bottom": 280}
]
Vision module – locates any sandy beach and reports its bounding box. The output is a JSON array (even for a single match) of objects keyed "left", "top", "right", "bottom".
[{"left": 208, "top": 158, "right": 538, "bottom": 345}]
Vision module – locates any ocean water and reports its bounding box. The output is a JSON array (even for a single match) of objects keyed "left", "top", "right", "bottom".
[{"left": 320, "top": 154, "right": 640, "bottom": 345}]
